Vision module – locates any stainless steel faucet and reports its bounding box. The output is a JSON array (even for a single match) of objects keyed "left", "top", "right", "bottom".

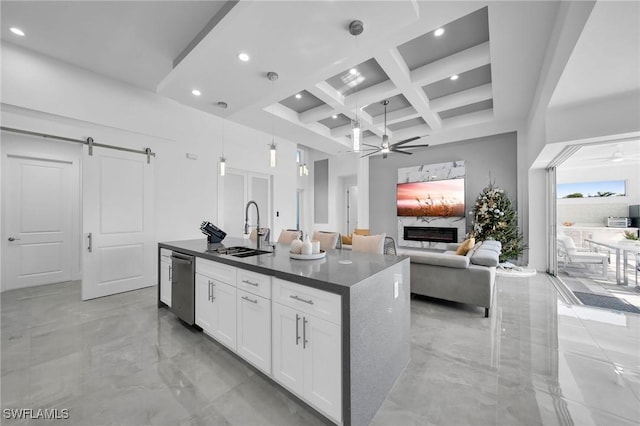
[{"left": 244, "top": 200, "right": 261, "bottom": 248}]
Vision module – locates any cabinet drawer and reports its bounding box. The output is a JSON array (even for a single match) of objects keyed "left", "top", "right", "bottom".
[
  {"left": 238, "top": 269, "right": 272, "bottom": 299},
  {"left": 196, "top": 258, "right": 237, "bottom": 286},
  {"left": 272, "top": 278, "right": 341, "bottom": 325},
  {"left": 160, "top": 248, "right": 172, "bottom": 263}
]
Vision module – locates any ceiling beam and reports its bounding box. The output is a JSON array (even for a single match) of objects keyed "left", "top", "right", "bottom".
[
  {"left": 376, "top": 47, "right": 442, "bottom": 130},
  {"left": 343, "top": 80, "right": 400, "bottom": 110},
  {"left": 299, "top": 104, "right": 335, "bottom": 124},
  {"left": 372, "top": 106, "right": 419, "bottom": 125},
  {"left": 411, "top": 42, "right": 491, "bottom": 87},
  {"left": 430, "top": 83, "right": 493, "bottom": 112},
  {"left": 441, "top": 108, "right": 494, "bottom": 129}
]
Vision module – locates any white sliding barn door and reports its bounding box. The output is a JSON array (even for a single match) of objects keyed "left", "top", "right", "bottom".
[
  {"left": 82, "top": 146, "right": 154, "bottom": 300},
  {"left": 3, "top": 154, "right": 74, "bottom": 290}
]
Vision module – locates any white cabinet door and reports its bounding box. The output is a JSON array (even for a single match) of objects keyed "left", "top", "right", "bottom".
[
  {"left": 237, "top": 289, "right": 271, "bottom": 374},
  {"left": 160, "top": 260, "right": 172, "bottom": 307},
  {"left": 303, "top": 316, "right": 342, "bottom": 422},
  {"left": 213, "top": 281, "right": 237, "bottom": 351},
  {"left": 272, "top": 303, "right": 304, "bottom": 397},
  {"left": 195, "top": 273, "right": 214, "bottom": 333}
]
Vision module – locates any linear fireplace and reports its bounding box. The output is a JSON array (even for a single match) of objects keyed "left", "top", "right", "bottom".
[{"left": 403, "top": 226, "right": 458, "bottom": 243}]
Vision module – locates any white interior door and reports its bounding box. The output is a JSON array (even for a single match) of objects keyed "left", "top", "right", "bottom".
[
  {"left": 82, "top": 146, "right": 154, "bottom": 300},
  {"left": 347, "top": 185, "right": 358, "bottom": 234},
  {"left": 3, "top": 154, "right": 74, "bottom": 290},
  {"left": 222, "top": 171, "right": 246, "bottom": 238},
  {"left": 219, "top": 169, "right": 272, "bottom": 238}
]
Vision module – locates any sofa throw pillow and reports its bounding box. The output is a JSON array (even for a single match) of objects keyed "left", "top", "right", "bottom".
[
  {"left": 342, "top": 234, "right": 353, "bottom": 245},
  {"left": 352, "top": 233, "right": 386, "bottom": 254},
  {"left": 456, "top": 238, "right": 476, "bottom": 255},
  {"left": 354, "top": 228, "right": 370, "bottom": 236},
  {"left": 470, "top": 248, "right": 500, "bottom": 267}
]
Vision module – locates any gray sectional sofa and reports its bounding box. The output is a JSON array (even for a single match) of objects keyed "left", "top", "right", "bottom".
[{"left": 405, "top": 240, "right": 502, "bottom": 317}]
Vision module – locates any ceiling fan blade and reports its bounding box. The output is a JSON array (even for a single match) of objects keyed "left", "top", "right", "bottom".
[
  {"left": 363, "top": 143, "right": 379, "bottom": 149},
  {"left": 398, "top": 144, "right": 430, "bottom": 149},
  {"left": 360, "top": 150, "right": 380, "bottom": 158},
  {"left": 392, "top": 135, "right": 427, "bottom": 147},
  {"left": 391, "top": 149, "right": 413, "bottom": 155}
]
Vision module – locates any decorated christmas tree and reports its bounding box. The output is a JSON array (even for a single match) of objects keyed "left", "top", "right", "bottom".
[{"left": 470, "top": 182, "right": 526, "bottom": 262}]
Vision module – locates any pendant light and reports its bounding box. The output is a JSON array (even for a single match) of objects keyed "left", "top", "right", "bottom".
[
  {"left": 218, "top": 102, "right": 228, "bottom": 176},
  {"left": 381, "top": 100, "right": 390, "bottom": 158},
  {"left": 267, "top": 72, "right": 279, "bottom": 168},
  {"left": 349, "top": 20, "right": 364, "bottom": 152}
]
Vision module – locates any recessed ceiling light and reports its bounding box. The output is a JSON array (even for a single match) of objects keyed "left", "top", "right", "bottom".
[
  {"left": 10, "top": 27, "right": 25, "bottom": 36},
  {"left": 332, "top": 115, "right": 338, "bottom": 119},
  {"left": 450, "top": 74, "right": 459, "bottom": 81},
  {"left": 295, "top": 93, "right": 302, "bottom": 99},
  {"left": 434, "top": 28, "right": 445, "bottom": 37},
  {"left": 191, "top": 89, "right": 201, "bottom": 96},
  {"left": 349, "top": 68, "right": 357, "bottom": 75},
  {"left": 237, "top": 52, "right": 250, "bottom": 62}
]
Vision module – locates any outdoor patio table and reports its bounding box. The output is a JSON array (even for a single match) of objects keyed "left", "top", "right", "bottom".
[{"left": 584, "top": 239, "right": 640, "bottom": 286}]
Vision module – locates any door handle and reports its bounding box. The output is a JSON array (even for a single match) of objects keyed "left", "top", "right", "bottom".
[
  {"left": 170, "top": 256, "right": 192, "bottom": 264},
  {"left": 8, "top": 237, "right": 20, "bottom": 242},
  {"left": 295, "top": 314, "right": 300, "bottom": 345},
  {"left": 303, "top": 317, "right": 308, "bottom": 349},
  {"left": 168, "top": 265, "right": 172, "bottom": 282},
  {"left": 242, "top": 279, "right": 259, "bottom": 287},
  {"left": 87, "top": 233, "right": 92, "bottom": 252},
  {"left": 290, "top": 295, "right": 314, "bottom": 305},
  {"left": 209, "top": 281, "right": 216, "bottom": 301}
]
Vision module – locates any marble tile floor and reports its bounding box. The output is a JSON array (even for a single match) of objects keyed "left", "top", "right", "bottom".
[{"left": 1, "top": 274, "right": 639, "bottom": 426}]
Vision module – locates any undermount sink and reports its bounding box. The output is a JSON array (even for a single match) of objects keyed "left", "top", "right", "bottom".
[{"left": 217, "top": 246, "right": 272, "bottom": 258}]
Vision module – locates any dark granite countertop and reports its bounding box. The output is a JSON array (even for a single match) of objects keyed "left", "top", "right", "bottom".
[{"left": 159, "top": 238, "right": 409, "bottom": 295}]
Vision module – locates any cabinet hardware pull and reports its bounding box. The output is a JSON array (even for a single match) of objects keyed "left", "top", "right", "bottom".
[
  {"left": 242, "top": 296, "right": 258, "bottom": 304},
  {"left": 242, "top": 279, "right": 259, "bottom": 287},
  {"left": 161, "top": 254, "right": 171, "bottom": 259},
  {"left": 87, "top": 233, "right": 92, "bottom": 253},
  {"left": 303, "top": 317, "right": 308, "bottom": 349},
  {"left": 208, "top": 281, "right": 212, "bottom": 302},
  {"left": 169, "top": 265, "right": 172, "bottom": 281},
  {"left": 295, "top": 314, "right": 300, "bottom": 345},
  {"left": 290, "top": 295, "right": 314, "bottom": 305}
]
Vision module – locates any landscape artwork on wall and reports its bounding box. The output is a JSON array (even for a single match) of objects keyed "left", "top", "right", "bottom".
[
  {"left": 397, "top": 179, "right": 465, "bottom": 217},
  {"left": 557, "top": 180, "right": 626, "bottom": 199}
]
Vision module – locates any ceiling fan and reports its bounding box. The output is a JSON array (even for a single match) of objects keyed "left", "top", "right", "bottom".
[
  {"left": 361, "top": 100, "right": 430, "bottom": 159},
  {"left": 580, "top": 144, "right": 633, "bottom": 164}
]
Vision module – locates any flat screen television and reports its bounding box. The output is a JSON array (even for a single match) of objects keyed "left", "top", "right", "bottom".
[{"left": 397, "top": 178, "right": 465, "bottom": 217}]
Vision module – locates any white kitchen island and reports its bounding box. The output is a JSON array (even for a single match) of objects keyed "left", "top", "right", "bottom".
[{"left": 158, "top": 238, "right": 411, "bottom": 426}]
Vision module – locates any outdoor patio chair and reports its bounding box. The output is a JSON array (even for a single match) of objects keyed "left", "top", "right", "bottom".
[{"left": 557, "top": 235, "right": 608, "bottom": 277}]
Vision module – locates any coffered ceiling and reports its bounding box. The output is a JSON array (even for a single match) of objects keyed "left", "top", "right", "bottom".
[{"left": 1, "top": 1, "right": 563, "bottom": 154}]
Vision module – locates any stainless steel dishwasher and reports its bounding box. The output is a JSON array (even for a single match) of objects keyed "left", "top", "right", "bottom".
[{"left": 170, "top": 251, "right": 195, "bottom": 325}]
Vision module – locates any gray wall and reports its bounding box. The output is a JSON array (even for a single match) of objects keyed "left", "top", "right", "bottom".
[
  {"left": 314, "top": 158, "right": 329, "bottom": 223},
  {"left": 369, "top": 132, "right": 518, "bottom": 241}
]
